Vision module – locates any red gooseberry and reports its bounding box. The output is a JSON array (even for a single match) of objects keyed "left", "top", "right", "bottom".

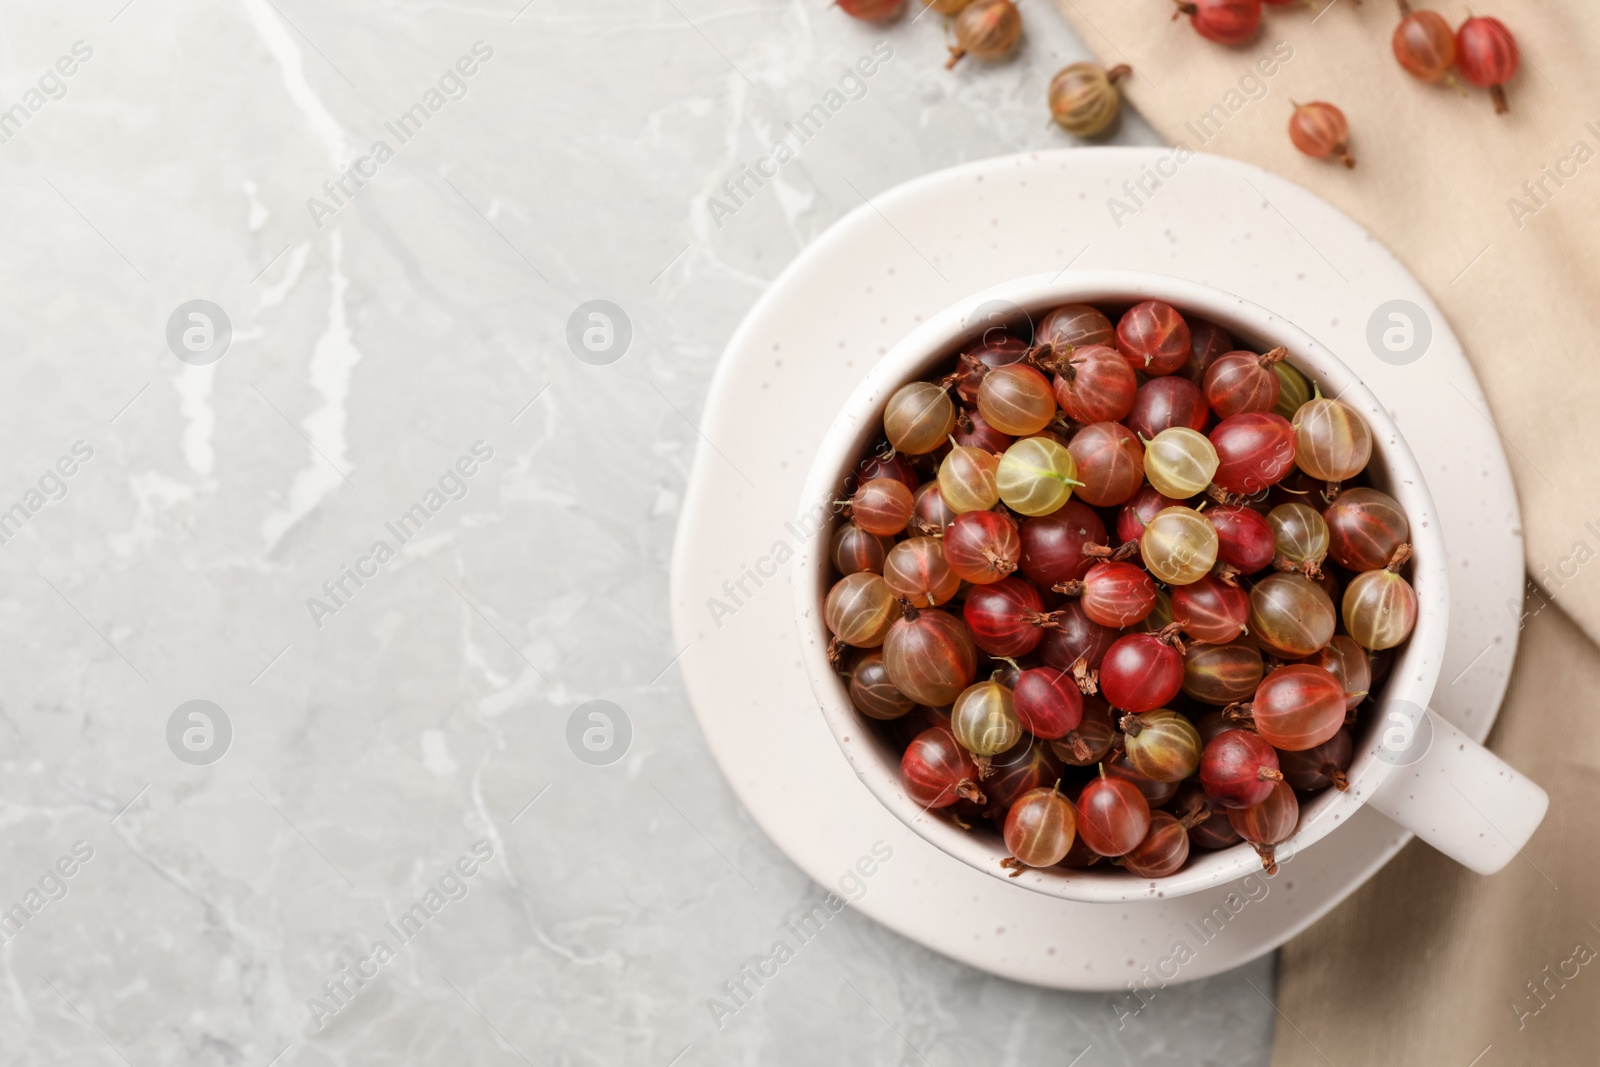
[
  {"left": 1116, "top": 301, "right": 1191, "bottom": 375},
  {"left": 1199, "top": 728, "right": 1283, "bottom": 809}
]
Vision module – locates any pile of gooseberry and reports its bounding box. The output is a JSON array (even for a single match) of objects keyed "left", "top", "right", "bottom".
[{"left": 822, "top": 298, "right": 1418, "bottom": 880}]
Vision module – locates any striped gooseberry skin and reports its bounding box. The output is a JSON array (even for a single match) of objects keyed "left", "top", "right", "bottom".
[
  {"left": 1116, "top": 300, "right": 1191, "bottom": 376},
  {"left": 850, "top": 478, "right": 914, "bottom": 536},
  {"left": 1018, "top": 501, "right": 1106, "bottom": 586},
  {"left": 951, "top": 680, "right": 1022, "bottom": 757},
  {"left": 1037, "top": 302, "right": 1114, "bottom": 352},
  {"left": 1012, "top": 666, "right": 1084, "bottom": 739},
  {"left": 1248, "top": 571, "right": 1336, "bottom": 658},
  {"left": 1118, "top": 484, "right": 1185, "bottom": 544},
  {"left": 1200, "top": 728, "right": 1282, "bottom": 810},
  {"left": 1171, "top": 573, "right": 1249, "bottom": 644},
  {"left": 997, "top": 436, "right": 1080, "bottom": 516},
  {"left": 1127, "top": 375, "right": 1209, "bottom": 440},
  {"left": 963, "top": 577, "right": 1049, "bottom": 658},
  {"left": 882, "top": 536, "right": 961, "bottom": 608},
  {"left": 831, "top": 523, "right": 892, "bottom": 575},
  {"left": 900, "top": 726, "right": 979, "bottom": 809},
  {"left": 1310, "top": 635, "right": 1372, "bottom": 711},
  {"left": 1099, "top": 633, "right": 1184, "bottom": 713},
  {"left": 1053, "top": 344, "right": 1139, "bottom": 424},
  {"left": 978, "top": 363, "right": 1057, "bottom": 436},
  {"left": 1292, "top": 397, "right": 1372, "bottom": 482},
  {"left": 1139, "top": 506, "right": 1219, "bottom": 586},
  {"left": 1278, "top": 729, "right": 1353, "bottom": 792},
  {"left": 1207, "top": 503, "right": 1276, "bottom": 574},
  {"left": 883, "top": 380, "right": 955, "bottom": 455},
  {"left": 883, "top": 607, "right": 979, "bottom": 706},
  {"left": 824, "top": 572, "right": 897, "bottom": 648},
  {"left": 1211, "top": 412, "right": 1297, "bottom": 494},
  {"left": 986, "top": 737, "right": 1065, "bottom": 809},
  {"left": 1121, "top": 708, "right": 1203, "bottom": 783},
  {"left": 1203, "top": 349, "right": 1284, "bottom": 418},
  {"left": 1063, "top": 560, "right": 1158, "bottom": 629},
  {"left": 1118, "top": 810, "right": 1192, "bottom": 878},
  {"left": 1144, "top": 427, "right": 1218, "bottom": 499},
  {"left": 943, "top": 509, "right": 1022, "bottom": 585},
  {"left": 938, "top": 445, "right": 1001, "bottom": 514},
  {"left": 1250, "top": 664, "right": 1346, "bottom": 751},
  {"left": 1229, "top": 779, "right": 1300, "bottom": 873},
  {"left": 1182, "top": 641, "right": 1264, "bottom": 706},
  {"left": 1003, "top": 787, "right": 1078, "bottom": 868},
  {"left": 1267, "top": 502, "right": 1330, "bottom": 573},
  {"left": 1076, "top": 775, "right": 1152, "bottom": 857},
  {"left": 1067, "top": 422, "right": 1144, "bottom": 507},
  {"left": 848, "top": 651, "right": 914, "bottom": 721},
  {"left": 954, "top": 334, "right": 1031, "bottom": 404},
  {"left": 1342, "top": 568, "right": 1418, "bottom": 650},
  {"left": 1324, "top": 488, "right": 1409, "bottom": 572}
]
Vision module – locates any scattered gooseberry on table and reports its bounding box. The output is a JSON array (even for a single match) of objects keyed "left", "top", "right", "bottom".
[
  {"left": 946, "top": 0, "right": 1023, "bottom": 70},
  {"left": 1392, "top": 3, "right": 1458, "bottom": 84},
  {"left": 1288, "top": 101, "right": 1355, "bottom": 168},
  {"left": 1048, "top": 63, "right": 1131, "bottom": 137},
  {"left": 838, "top": 0, "right": 906, "bottom": 19},
  {"left": 1172, "top": 0, "right": 1262, "bottom": 47},
  {"left": 1455, "top": 15, "right": 1519, "bottom": 114}
]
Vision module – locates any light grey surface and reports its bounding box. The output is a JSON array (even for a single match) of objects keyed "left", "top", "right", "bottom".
[{"left": 0, "top": 2, "right": 1273, "bottom": 1064}]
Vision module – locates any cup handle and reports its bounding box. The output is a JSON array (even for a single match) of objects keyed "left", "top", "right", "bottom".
[{"left": 1362, "top": 707, "right": 1548, "bottom": 876}]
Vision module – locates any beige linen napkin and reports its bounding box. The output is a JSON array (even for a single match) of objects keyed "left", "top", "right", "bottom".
[{"left": 1046, "top": 1, "right": 1600, "bottom": 1063}]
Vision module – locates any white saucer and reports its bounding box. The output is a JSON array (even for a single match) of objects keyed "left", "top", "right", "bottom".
[{"left": 668, "top": 148, "right": 1522, "bottom": 990}]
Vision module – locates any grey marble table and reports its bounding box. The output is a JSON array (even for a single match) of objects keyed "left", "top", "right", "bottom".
[{"left": 0, "top": 1, "right": 1273, "bottom": 1064}]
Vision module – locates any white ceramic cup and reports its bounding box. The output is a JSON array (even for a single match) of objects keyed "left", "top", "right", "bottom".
[{"left": 794, "top": 270, "right": 1548, "bottom": 903}]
